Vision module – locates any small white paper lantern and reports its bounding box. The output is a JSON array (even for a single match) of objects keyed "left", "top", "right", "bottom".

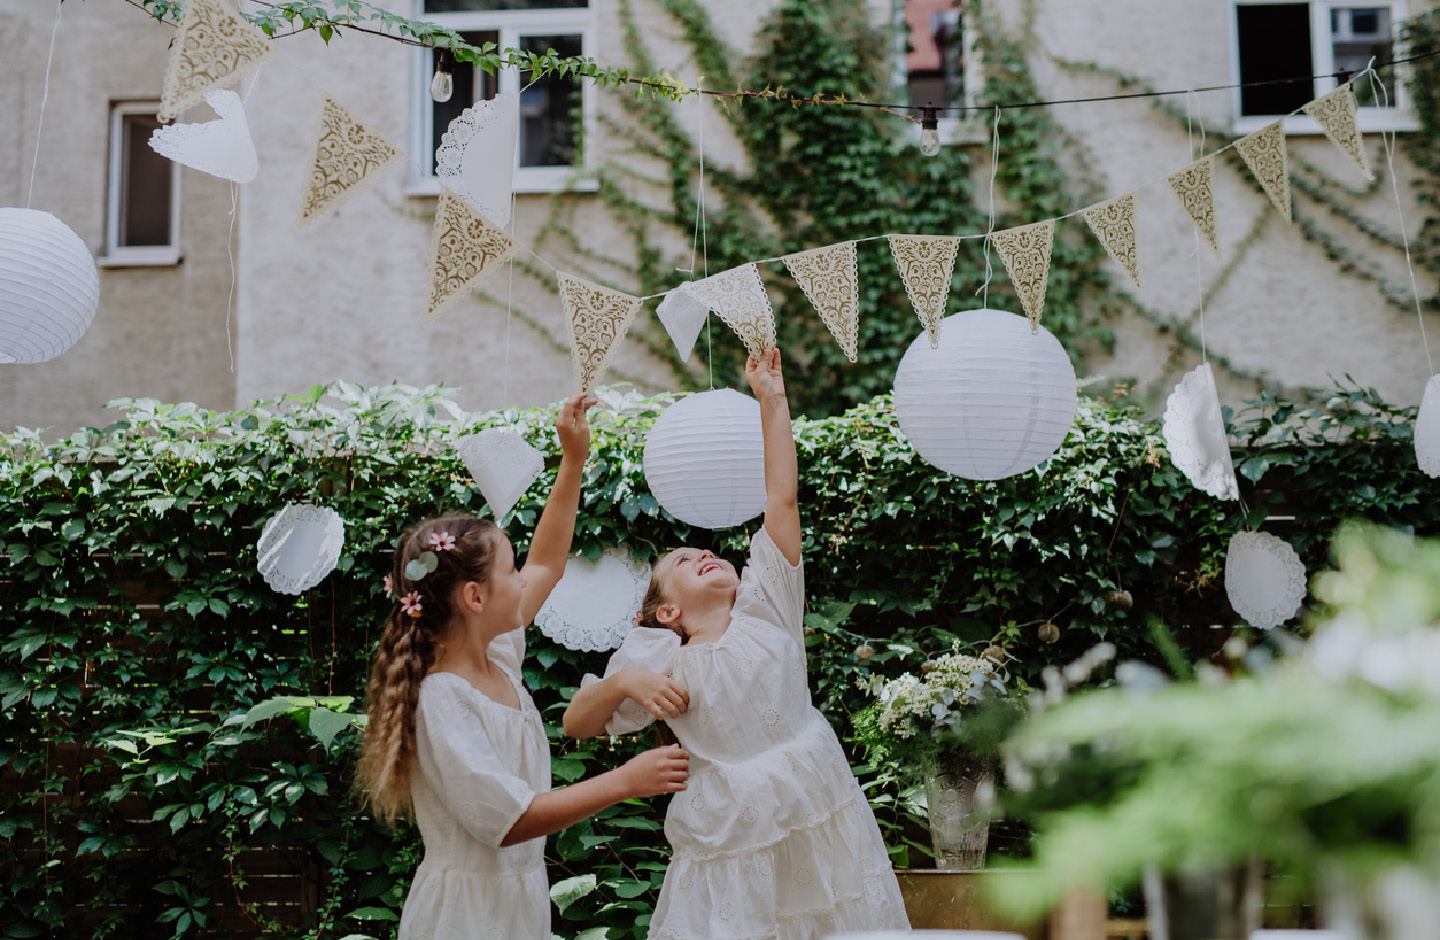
[
  {"left": 256, "top": 503, "right": 345, "bottom": 595},
  {"left": 0, "top": 208, "right": 100, "bottom": 363},
  {"left": 643, "top": 388, "right": 766, "bottom": 529},
  {"left": 1416, "top": 373, "right": 1440, "bottom": 478},
  {"left": 892, "top": 308, "right": 1077, "bottom": 480},
  {"left": 535, "top": 546, "right": 650, "bottom": 652},
  {"left": 1224, "top": 530, "right": 1306, "bottom": 629},
  {"left": 456, "top": 427, "right": 545, "bottom": 521}
]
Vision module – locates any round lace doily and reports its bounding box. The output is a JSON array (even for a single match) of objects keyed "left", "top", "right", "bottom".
[
  {"left": 535, "top": 546, "right": 650, "bottom": 652},
  {"left": 256, "top": 503, "right": 345, "bottom": 595},
  {"left": 1416, "top": 373, "right": 1440, "bottom": 479},
  {"left": 435, "top": 92, "right": 519, "bottom": 225},
  {"left": 456, "top": 427, "right": 544, "bottom": 521},
  {"left": 1162, "top": 362, "right": 1239, "bottom": 500},
  {"left": 1225, "top": 530, "right": 1306, "bottom": 629},
  {"left": 148, "top": 89, "right": 258, "bottom": 184}
]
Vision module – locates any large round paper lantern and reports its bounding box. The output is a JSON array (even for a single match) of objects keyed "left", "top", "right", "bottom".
[
  {"left": 0, "top": 208, "right": 100, "bottom": 363},
  {"left": 256, "top": 503, "right": 345, "bottom": 595},
  {"left": 643, "top": 388, "right": 766, "bottom": 529},
  {"left": 893, "top": 308, "right": 1077, "bottom": 479}
]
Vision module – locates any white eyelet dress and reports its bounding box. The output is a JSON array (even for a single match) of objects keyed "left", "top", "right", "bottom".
[
  {"left": 397, "top": 630, "right": 552, "bottom": 940},
  {"left": 584, "top": 527, "right": 910, "bottom": 940}
]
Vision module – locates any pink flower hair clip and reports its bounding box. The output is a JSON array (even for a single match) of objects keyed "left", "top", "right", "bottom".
[
  {"left": 427, "top": 531, "right": 456, "bottom": 552},
  {"left": 383, "top": 573, "right": 395, "bottom": 598},
  {"left": 400, "top": 591, "right": 423, "bottom": 619}
]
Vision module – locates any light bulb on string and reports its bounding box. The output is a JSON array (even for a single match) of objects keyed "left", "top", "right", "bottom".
[
  {"left": 919, "top": 106, "right": 941, "bottom": 157},
  {"left": 430, "top": 48, "right": 455, "bottom": 103}
]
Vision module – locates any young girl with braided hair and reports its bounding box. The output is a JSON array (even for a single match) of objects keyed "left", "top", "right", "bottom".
[
  {"left": 356, "top": 393, "right": 689, "bottom": 940},
  {"left": 564, "top": 352, "right": 909, "bottom": 940}
]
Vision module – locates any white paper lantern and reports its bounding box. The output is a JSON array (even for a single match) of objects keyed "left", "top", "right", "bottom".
[
  {"left": 0, "top": 208, "right": 100, "bottom": 363},
  {"left": 256, "top": 503, "right": 345, "bottom": 595},
  {"left": 455, "top": 427, "right": 545, "bottom": 521},
  {"left": 892, "top": 308, "right": 1077, "bottom": 479},
  {"left": 643, "top": 388, "right": 766, "bottom": 529},
  {"left": 1224, "top": 530, "right": 1306, "bottom": 629},
  {"left": 535, "top": 546, "right": 650, "bottom": 652},
  {"left": 1416, "top": 373, "right": 1440, "bottom": 478}
]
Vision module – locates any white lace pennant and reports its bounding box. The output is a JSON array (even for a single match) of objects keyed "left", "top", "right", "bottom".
[
  {"left": 1167, "top": 156, "right": 1221, "bottom": 260},
  {"left": 783, "top": 241, "right": 860, "bottom": 362},
  {"left": 424, "top": 188, "right": 516, "bottom": 323},
  {"left": 149, "top": 89, "right": 258, "bottom": 183},
  {"left": 888, "top": 234, "right": 960, "bottom": 348},
  {"left": 158, "top": 0, "right": 277, "bottom": 123},
  {"left": 683, "top": 263, "right": 775, "bottom": 359},
  {"left": 298, "top": 94, "right": 403, "bottom": 227},
  {"left": 1302, "top": 82, "right": 1373, "bottom": 180},
  {"left": 1081, "top": 193, "right": 1143, "bottom": 294},
  {"left": 1161, "top": 362, "right": 1239, "bottom": 500},
  {"left": 435, "top": 92, "right": 520, "bottom": 226},
  {"left": 990, "top": 220, "right": 1055, "bottom": 330},
  {"left": 1235, "top": 120, "right": 1292, "bottom": 224},
  {"left": 558, "top": 273, "right": 642, "bottom": 393},
  {"left": 656, "top": 287, "right": 710, "bottom": 363},
  {"left": 455, "top": 427, "right": 544, "bottom": 521}
]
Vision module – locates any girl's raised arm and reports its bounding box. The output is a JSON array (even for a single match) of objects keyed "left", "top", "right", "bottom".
[
  {"left": 746, "top": 349, "right": 800, "bottom": 565},
  {"left": 519, "top": 392, "right": 594, "bottom": 624}
]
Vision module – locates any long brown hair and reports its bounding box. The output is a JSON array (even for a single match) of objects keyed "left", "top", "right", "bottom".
[{"left": 635, "top": 551, "right": 689, "bottom": 644}]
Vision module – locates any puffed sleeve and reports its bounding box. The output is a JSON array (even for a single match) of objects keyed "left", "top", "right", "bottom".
[
  {"left": 488, "top": 627, "right": 525, "bottom": 677},
  {"left": 579, "top": 627, "right": 683, "bottom": 736},
  {"left": 731, "top": 524, "right": 805, "bottom": 639},
  {"left": 415, "top": 680, "right": 535, "bottom": 847}
]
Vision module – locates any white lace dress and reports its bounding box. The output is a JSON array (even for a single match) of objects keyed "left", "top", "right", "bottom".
[
  {"left": 585, "top": 527, "right": 909, "bottom": 940},
  {"left": 398, "top": 631, "right": 551, "bottom": 940}
]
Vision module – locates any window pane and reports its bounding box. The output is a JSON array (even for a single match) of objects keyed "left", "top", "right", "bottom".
[
  {"left": 518, "top": 34, "right": 582, "bottom": 167},
  {"left": 1332, "top": 7, "right": 1394, "bottom": 106},
  {"left": 1236, "top": 4, "right": 1314, "bottom": 116},
  {"left": 119, "top": 112, "right": 172, "bottom": 247},
  {"left": 431, "top": 31, "right": 499, "bottom": 173},
  {"left": 423, "top": 0, "right": 586, "bottom": 11},
  {"left": 906, "top": 0, "right": 965, "bottom": 109}
]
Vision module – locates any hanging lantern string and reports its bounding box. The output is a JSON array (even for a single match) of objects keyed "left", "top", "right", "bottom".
[
  {"left": 26, "top": 0, "right": 63, "bottom": 209},
  {"left": 1185, "top": 89, "right": 1209, "bottom": 365},
  {"left": 976, "top": 107, "right": 1002, "bottom": 309}
]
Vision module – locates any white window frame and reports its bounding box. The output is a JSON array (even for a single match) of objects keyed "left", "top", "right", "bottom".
[
  {"left": 101, "top": 101, "right": 182, "bottom": 267},
  {"left": 1230, "top": 0, "right": 1417, "bottom": 134},
  {"left": 407, "top": 2, "right": 598, "bottom": 196},
  {"left": 892, "top": 0, "right": 986, "bottom": 147}
]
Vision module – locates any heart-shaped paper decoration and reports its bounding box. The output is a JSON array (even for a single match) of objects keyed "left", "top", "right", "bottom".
[
  {"left": 456, "top": 427, "right": 544, "bottom": 521},
  {"left": 1162, "top": 362, "right": 1239, "bottom": 500},
  {"left": 149, "top": 89, "right": 258, "bottom": 183},
  {"left": 656, "top": 287, "right": 710, "bottom": 363}
]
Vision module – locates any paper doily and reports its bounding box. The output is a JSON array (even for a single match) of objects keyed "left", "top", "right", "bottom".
[
  {"left": 435, "top": 92, "right": 519, "bottom": 225},
  {"left": 149, "top": 89, "right": 258, "bottom": 183},
  {"left": 535, "top": 546, "right": 650, "bottom": 652},
  {"left": 1416, "top": 373, "right": 1440, "bottom": 478},
  {"left": 456, "top": 428, "right": 544, "bottom": 521},
  {"left": 256, "top": 503, "right": 345, "bottom": 595},
  {"left": 1162, "top": 362, "right": 1239, "bottom": 500},
  {"left": 1225, "top": 530, "right": 1306, "bottom": 629},
  {"left": 657, "top": 286, "right": 710, "bottom": 363}
]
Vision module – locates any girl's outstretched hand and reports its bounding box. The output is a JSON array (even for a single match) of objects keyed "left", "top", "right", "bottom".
[
  {"left": 622, "top": 743, "right": 689, "bottom": 796},
  {"left": 556, "top": 391, "right": 597, "bottom": 462},
  {"left": 745, "top": 348, "right": 786, "bottom": 401}
]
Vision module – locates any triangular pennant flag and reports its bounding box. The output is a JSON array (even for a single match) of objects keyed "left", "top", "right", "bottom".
[
  {"left": 656, "top": 287, "right": 709, "bottom": 363},
  {"left": 782, "top": 241, "right": 860, "bottom": 362},
  {"left": 1167, "top": 156, "right": 1221, "bottom": 260},
  {"left": 1082, "top": 193, "right": 1143, "bottom": 295},
  {"left": 1234, "top": 120, "right": 1292, "bottom": 224},
  {"left": 424, "top": 188, "right": 516, "bottom": 323},
  {"left": 682, "top": 263, "right": 775, "bottom": 359},
  {"left": 1302, "top": 82, "right": 1373, "bottom": 180},
  {"left": 990, "top": 219, "right": 1056, "bottom": 330},
  {"left": 299, "top": 94, "right": 403, "bottom": 227},
  {"left": 158, "top": 0, "right": 278, "bottom": 123},
  {"left": 558, "top": 273, "right": 643, "bottom": 393},
  {"left": 887, "top": 234, "right": 960, "bottom": 348}
]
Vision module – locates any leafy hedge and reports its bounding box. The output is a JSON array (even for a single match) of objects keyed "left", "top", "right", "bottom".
[{"left": 1, "top": 380, "right": 1434, "bottom": 939}]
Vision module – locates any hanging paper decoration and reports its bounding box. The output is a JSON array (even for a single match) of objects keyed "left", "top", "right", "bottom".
[
  {"left": 892, "top": 308, "right": 1078, "bottom": 480},
  {"left": 535, "top": 546, "right": 651, "bottom": 652},
  {"left": 1416, "top": 374, "right": 1440, "bottom": 478},
  {"left": 1167, "top": 156, "right": 1221, "bottom": 260},
  {"left": 455, "top": 427, "right": 544, "bottom": 520},
  {"left": 656, "top": 287, "right": 710, "bottom": 363},
  {"left": 1234, "top": 120, "right": 1292, "bottom": 224},
  {"left": 681, "top": 264, "right": 775, "bottom": 359},
  {"left": 149, "top": 89, "right": 258, "bottom": 184},
  {"left": 256, "top": 503, "right": 345, "bottom": 595},
  {"left": 298, "top": 94, "right": 403, "bottom": 227},
  {"left": 1082, "top": 193, "right": 1143, "bottom": 294},
  {"left": 1302, "top": 82, "right": 1373, "bottom": 180},
  {"left": 558, "top": 273, "right": 642, "bottom": 393},
  {"left": 158, "top": 0, "right": 277, "bottom": 123},
  {"left": 990, "top": 219, "right": 1056, "bottom": 330},
  {"left": 435, "top": 92, "right": 520, "bottom": 225},
  {"left": 1225, "top": 531, "right": 1306, "bottom": 629},
  {"left": 782, "top": 241, "right": 860, "bottom": 362},
  {"left": 888, "top": 234, "right": 961, "bottom": 348},
  {"left": 0, "top": 208, "right": 100, "bottom": 364},
  {"left": 1161, "top": 362, "right": 1239, "bottom": 500},
  {"left": 424, "top": 188, "right": 516, "bottom": 323},
  {"left": 643, "top": 389, "right": 766, "bottom": 529}
]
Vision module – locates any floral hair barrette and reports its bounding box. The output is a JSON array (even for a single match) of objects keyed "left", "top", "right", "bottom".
[
  {"left": 399, "top": 531, "right": 457, "bottom": 584},
  {"left": 400, "top": 591, "right": 423, "bottom": 618}
]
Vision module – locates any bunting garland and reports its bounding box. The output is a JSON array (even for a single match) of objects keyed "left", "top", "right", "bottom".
[
  {"left": 299, "top": 94, "right": 403, "bottom": 227},
  {"left": 1234, "top": 120, "right": 1292, "bottom": 224},
  {"left": 558, "top": 273, "right": 643, "bottom": 393},
  {"left": 1082, "top": 193, "right": 1143, "bottom": 294},
  {"left": 1167, "top": 156, "right": 1221, "bottom": 259},
  {"left": 782, "top": 242, "right": 861, "bottom": 362},
  {"left": 1302, "top": 82, "right": 1373, "bottom": 180},
  {"left": 424, "top": 189, "right": 516, "bottom": 324},
  {"left": 682, "top": 264, "right": 776, "bottom": 359},
  {"left": 990, "top": 220, "right": 1056, "bottom": 330},
  {"left": 888, "top": 235, "right": 961, "bottom": 348},
  {"left": 158, "top": 0, "right": 277, "bottom": 123}
]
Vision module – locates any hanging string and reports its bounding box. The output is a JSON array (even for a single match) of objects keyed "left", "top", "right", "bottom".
[
  {"left": 976, "top": 107, "right": 1001, "bottom": 308},
  {"left": 1185, "top": 89, "right": 1209, "bottom": 364},
  {"left": 26, "top": 0, "right": 63, "bottom": 209},
  {"left": 694, "top": 78, "right": 713, "bottom": 388},
  {"left": 225, "top": 183, "right": 238, "bottom": 372}
]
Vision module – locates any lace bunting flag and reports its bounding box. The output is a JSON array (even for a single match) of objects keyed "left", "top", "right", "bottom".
[
  {"left": 1235, "top": 120, "right": 1292, "bottom": 224},
  {"left": 656, "top": 287, "right": 709, "bottom": 363},
  {"left": 888, "top": 234, "right": 961, "bottom": 348},
  {"left": 1167, "top": 156, "right": 1221, "bottom": 260},
  {"left": 1081, "top": 193, "right": 1143, "bottom": 294},
  {"left": 149, "top": 89, "right": 258, "bottom": 183},
  {"left": 683, "top": 263, "right": 776, "bottom": 359},
  {"left": 782, "top": 241, "right": 860, "bottom": 362},
  {"left": 1302, "top": 83, "right": 1373, "bottom": 180},
  {"left": 435, "top": 92, "right": 520, "bottom": 225},
  {"left": 159, "top": 0, "right": 277, "bottom": 123},
  {"left": 424, "top": 188, "right": 516, "bottom": 323},
  {"left": 558, "top": 273, "right": 643, "bottom": 393},
  {"left": 299, "top": 94, "right": 403, "bottom": 227},
  {"left": 990, "top": 219, "right": 1055, "bottom": 330}
]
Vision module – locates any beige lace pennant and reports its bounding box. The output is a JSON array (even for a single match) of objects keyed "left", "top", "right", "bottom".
[
  {"left": 1167, "top": 156, "right": 1221, "bottom": 260},
  {"left": 1302, "top": 82, "right": 1373, "bottom": 180},
  {"left": 159, "top": 0, "right": 277, "bottom": 123},
  {"left": 298, "top": 94, "right": 403, "bottom": 227},
  {"left": 990, "top": 219, "right": 1056, "bottom": 330},
  {"left": 888, "top": 234, "right": 960, "bottom": 348},
  {"left": 424, "top": 188, "right": 516, "bottom": 323},
  {"left": 1081, "top": 193, "right": 1143, "bottom": 294},
  {"left": 558, "top": 273, "right": 642, "bottom": 393},
  {"left": 1235, "top": 120, "right": 1292, "bottom": 224},
  {"left": 782, "top": 241, "right": 860, "bottom": 362},
  {"left": 683, "top": 263, "right": 776, "bottom": 358}
]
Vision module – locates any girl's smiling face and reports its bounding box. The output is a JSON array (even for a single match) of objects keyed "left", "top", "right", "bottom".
[{"left": 659, "top": 547, "right": 739, "bottom": 603}]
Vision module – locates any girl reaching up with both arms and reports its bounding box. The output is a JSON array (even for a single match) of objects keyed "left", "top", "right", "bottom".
[
  {"left": 564, "top": 351, "right": 910, "bottom": 940},
  {"left": 356, "top": 392, "right": 689, "bottom": 940}
]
